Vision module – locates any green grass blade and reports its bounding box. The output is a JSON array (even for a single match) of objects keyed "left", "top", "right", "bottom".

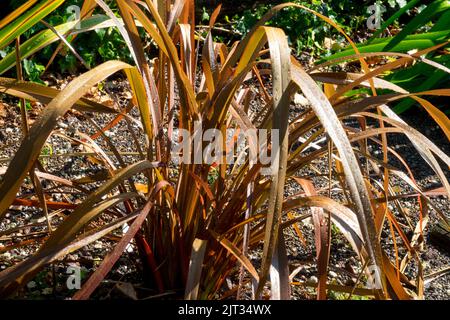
[
  {"left": 0, "top": 0, "right": 65, "bottom": 50},
  {"left": 384, "top": 0, "right": 450, "bottom": 51}
]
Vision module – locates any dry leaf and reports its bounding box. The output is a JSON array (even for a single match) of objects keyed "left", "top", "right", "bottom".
[
  {"left": 87, "top": 155, "right": 103, "bottom": 165},
  {"left": 116, "top": 282, "right": 138, "bottom": 300},
  {"left": 0, "top": 103, "right": 7, "bottom": 118},
  {"left": 134, "top": 183, "right": 148, "bottom": 194}
]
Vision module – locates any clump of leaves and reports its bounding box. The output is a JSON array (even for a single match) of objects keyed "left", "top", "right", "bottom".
[
  {"left": 23, "top": 59, "right": 45, "bottom": 83},
  {"left": 0, "top": 0, "right": 449, "bottom": 301}
]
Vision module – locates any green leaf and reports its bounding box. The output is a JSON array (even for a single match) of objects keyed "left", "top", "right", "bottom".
[
  {"left": 323, "top": 30, "right": 450, "bottom": 62},
  {"left": 384, "top": 0, "right": 450, "bottom": 51},
  {"left": 0, "top": 0, "right": 65, "bottom": 50},
  {"left": 202, "top": 7, "right": 210, "bottom": 22},
  {"left": 23, "top": 59, "right": 45, "bottom": 84},
  {"left": 0, "top": 15, "right": 114, "bottom": 75}
]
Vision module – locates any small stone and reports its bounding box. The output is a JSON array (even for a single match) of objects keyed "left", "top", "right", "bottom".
[
  {"left": 329, "top": 271, "right": 338, "bottom": 278},
  {"left": 294, "top": 93, "right": 309, "bottom": 107},
  {"left": 58, "top": 122, "right": 68, "bottom": 129},
  {"left": 67, "top": 254, "right": 79, "bottom": 261},
  {"left": 307, "top": 276, "right": 318, "bottom": 285},
  {"left": 94, "top": 242, "right": 103, "bottom": 249},
  {"left": 104, "top": 131, "right": 114, "bottom": 138},
  {"left": 423, "top": 251, "right": 434, "bottom": 261},
  {"left": 302, "top": 217, "right": 313, "bottom": 228},
  {"left": 27, "top": 281, "right": 36, "bottom": 289}
]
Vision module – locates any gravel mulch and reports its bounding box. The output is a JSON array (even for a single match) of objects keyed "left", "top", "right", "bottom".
[{"left": 0, "top": 75, "right": 449, "bottom": 300}]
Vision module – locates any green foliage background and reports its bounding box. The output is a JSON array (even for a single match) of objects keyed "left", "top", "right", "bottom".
[
  {"left": 2, "top": 0, "right": 448, "bottom": 114},
  {"left": 2, "top": 0, "right": 414, "bottom": 80}
]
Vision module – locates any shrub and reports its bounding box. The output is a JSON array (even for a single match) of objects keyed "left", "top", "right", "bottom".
[{"left": 0, "top": 0, "right": 449, "bottom": 300}]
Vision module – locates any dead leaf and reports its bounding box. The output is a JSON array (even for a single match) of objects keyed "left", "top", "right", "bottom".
[
  {"left": 134, "top": 183, "right": 148, "bottom": 194},
  {"left": 116, "top": 282, "right": 138, "bottom": 300},
  {"left": 0, "top": 103, "right": 7, "bottom": 118},
  {"left": 87, "top": 155, "right": 103, "bottom": 165}
]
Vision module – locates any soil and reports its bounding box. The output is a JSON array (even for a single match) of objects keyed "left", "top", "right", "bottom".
[{"left": 0, "top": 75, "right": 449, "bottom": 300}]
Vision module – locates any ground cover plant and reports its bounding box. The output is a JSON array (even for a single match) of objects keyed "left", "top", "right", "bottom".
[{"left": 0, "top": 0, "right": 449, "bottom": 300}]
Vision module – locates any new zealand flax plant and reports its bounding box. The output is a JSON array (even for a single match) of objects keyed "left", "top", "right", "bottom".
[{"left": 0, "top": 0, "right": 449, "bottom": 300}]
